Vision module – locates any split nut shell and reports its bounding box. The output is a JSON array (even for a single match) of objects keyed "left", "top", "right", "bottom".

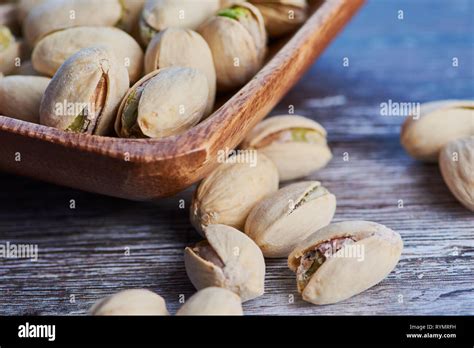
[{"left": 90, "top": 289, "right": 169, "bottom": 315}]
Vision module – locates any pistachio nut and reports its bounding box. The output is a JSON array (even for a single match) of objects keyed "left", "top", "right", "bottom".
[
  {"left": 250, "top": 0, "right": 307, "bottom": 38},
  {"left": 17, "top": 0, "right": 47, "bottom": 23},
  {"left": 242, "top": 115, "right": 332, "bottom": 181},
  {"left": 32, "top": 26, "right": 144, "bottom": 83},
  {"left": 245, "top": 181, "right": 336, "bottom": 258},
  {"left": 117, "top": 0, "right": 146, "bottom": 36},
  {"left": 115, "top": 66, "right": 208, "bottom": 139},
  {"left": 140, "top": 0, "right": 220, "bottom": 45},
  {"left": 144, "top": 28, "right": 216, "bottom": 115},
  {"left": 439, "top": 136, "right": 474, "bottom": 211},
  {"left": 176, "top": 287, "right": 243, "bottom": 315},
  {"left": 288, "top": 221, "right": 403, "bottom": 305},
  {"left": 401, "top": 100, "right": 474, "bottom": 162},
  {"left": 0, "top": 25, "right": 22, "bottom": 75},
  {"left": 90, "top": 289, "right": 169, "bottom": 315},
  {"left": 198, "top": 2, "right": 267, "bottom": 92},
  {"left": 0, "top": 75, "right": 50, "bottom": 123},
  {"left": 23, "top": 0, "right": 122, "bottom": 46},
  {"left": 40, "top": 46, "right": 129, "bottom": 135},
  {"left": 190, "top": 152, "right": 279, "bottom": 235},
  {"left": 184, "top": 224, "right": 266, "bottom": 302}
]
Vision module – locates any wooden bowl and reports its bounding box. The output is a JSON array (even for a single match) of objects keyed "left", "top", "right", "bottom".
[{"left": 0, "top": 0, "right": 364, "bottom": 200}]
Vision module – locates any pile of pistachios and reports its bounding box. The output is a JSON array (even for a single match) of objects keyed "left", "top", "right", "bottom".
[{"left": 0, "top": 0, "right": 309, "bottom": 137}]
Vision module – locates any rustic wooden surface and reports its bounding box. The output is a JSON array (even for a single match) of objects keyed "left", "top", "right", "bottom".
[{"left": 1, "top": 0, "right": 473, "bottom": 315}]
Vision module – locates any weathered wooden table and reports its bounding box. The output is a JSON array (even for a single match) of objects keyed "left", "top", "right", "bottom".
[{"left": 1, "top": 0, "right": 473, "bottom": 315}]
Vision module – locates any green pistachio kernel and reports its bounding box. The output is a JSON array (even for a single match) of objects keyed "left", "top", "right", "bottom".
[
  {"left": 218, "top": 6, "right": 250, "bottom": 21},
  {"left": 291, "top": 128, "right": 321, "bottom": 143},
  {"left": 0, "top": 26, "right": 14, "bottom": 51},
  {"left": 67, "top": 110, "right": 90, "bottom": 133}
]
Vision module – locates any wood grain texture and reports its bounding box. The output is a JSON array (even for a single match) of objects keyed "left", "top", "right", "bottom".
[
  {"left": 0, "top": 0, "right": 473, "bottom": 315},
  {"left": 0, "top": 0, "right": 364, "bottom": 200}
]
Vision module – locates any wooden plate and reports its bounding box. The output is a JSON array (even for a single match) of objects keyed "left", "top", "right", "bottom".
[{"left": 0, "top": 0, "right": 365, "bottom": 200}]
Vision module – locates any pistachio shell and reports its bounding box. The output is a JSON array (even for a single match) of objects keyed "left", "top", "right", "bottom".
[
  {"left": 0, "top": 75, "right": 50, "bottom": 123},
  {"left": 115, "top": 66, "right": 208, "bottom": 139},
  {"left": 288, "top": 221, "right": 403, "bottom": 305},
  {"left": 401, "top": 100, "right": 474, "bottom": 162},
  {"left": 17, "top": 0, "right": 46, "bottom": 23},
  {"left": 439, "top": 136, "right": 474, "bottom": 211},
  {"left": 245, "top": 181, "right": 336, "bottom": 258},
  {"left": 140, "top": 0, "right": 220, "bottom": 45},
  {"left": 40, "top": 46, "right": 129, "bottom": 135},
  {"left": 184, "top": 224, "right": 266, "bottom": 302},
  {"left": 144, "top": 28, "right": 216, "bottom": 115},
  {"left": 0, "top": 25, "right": 22, "bottom": 74},
  {"left": 198, "top": 2, "right": 266, "bottom": 92},
  {"left": 176, "top": 287, "right": 243, "bottom": 315},
  {"left": 32, "top": 26, "right": 144, "bottom": 83},
  {"left": 190, "top": 152, "right": 279, "bottom": 235},
  {"left": 23, "top": 0, "right": 122, "bottom": 46},
  {"left": 242, "top": 114, "right": 332, "bottom": 181},
  {"left": 117, "top": 0, "right": 146, "bottom": 35},
  {"left": 90, "top": 289, "right": 169, "bottom": 315},
  {"left": 251, "top": 0, "right": 307, "bottom": 38}
]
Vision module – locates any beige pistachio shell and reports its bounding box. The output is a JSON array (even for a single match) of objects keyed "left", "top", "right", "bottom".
[
  {"left": 23, "top": 0, "right": 122, "bottom": 46},
  {"left": 140, "top": 0, "right": 220, "bottom": 45},
  {"left": 176, "top": 287, "right": 243, "bottom": 315},
  {"left": 245, "top": 181, "right": 336, "bottom": 258},
  {"left": 198, "top": 2, "right": 266, "bottom": 92},
  {"left": 184, "top": 224, "right": 266, "bottom": 302},
  {"left": 17, "top": 0, "right": 47, "bottom": 23},
  {"left": 144, "top": 28, "right": 216, "bottom": 115},
  {"left": 288, "top": 221, "right": 403, "bottom": 305},
  {"left": 242, "top": 114, "right": 332, "bottom": 181},
  {"left": 0, "top": 25, "right": 22, "bottom": 74},
  {"left": 439, "top": 136, "right": 474, "bottom": 211},
  {"left": 190, "top": 152, "right": 279, "bottom": 235},
  {"left": 401, "top": 100, "right": 474, "bottom": 162},
  {"left": 40, "top": 46, "right": 129, "bottom": 135},
  {"left": 251, "top": 0, "right": 307, "bottom": 38},
  {"left": 117, "top": 0, "right": 146, "bottom": 35},
  {"left": 0, "top": 75, "right": 50, "bottom": 123},
  {"left": 32, "top": 26, "right": 144, "bottom": 84},
  {"left": 90, "top": 289, "right": 169, "bottom": 315},
  {"left": 115, "top": 66, "right": 208, "bottom": 139}
]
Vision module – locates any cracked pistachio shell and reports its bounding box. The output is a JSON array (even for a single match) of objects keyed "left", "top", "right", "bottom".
[
  {"left": 245, "top": 181, "right": 336, "bottom": 258},
  {"left": 184, "top": 224, "right": 266, "bottom": 302},
  {"left": 250, "top": 0, "right": 307, "bottom": 38},
  {"left": 288, "top": 221, "right": 403, "bottom": 305},
  {"left": 198, "top": 2, "right": 267, "bottom": 92},
  {"left": 190, "top": 152, "right": 279, "bottom": 235},
  {"left": 401, "top": 100, "right": 474, "bottom": 162},
  {"left": 40, "top": 46, "right": 129, "bottom": 135},
  {"left": 176, "top": 287, "right": 243, "bottom": 315},
  {"left": 439, "top": 136, "right": 474, "bottom": 211},
  {"left": 32, "top": 27, "right": 144, "bottom": 83},
  {"left": 90, "top": 289, "right": 169, "bottom": 315},
  {"left": 242, "top": 115, "right": 332, "bottom": 181},
  {"left": 144, "top": 28, "right": 216, "bottom": 116},
  {"left": 0, "top": 25, "right": 22, "bottom": 74},
  {"left": 24, "top": 0, "right": 122, "bottom": 46},
  {"left": 0, "top": 75, "right": 50, "bottom": 123},
  {"left": 17, "top": 0, "right": 47, "bottom": 23},
  {"left": 115, "top": 66, "right": 208, "bottom": 139},
  {"left": 140, "top": 0, "right": 220, "bottom": 45}
]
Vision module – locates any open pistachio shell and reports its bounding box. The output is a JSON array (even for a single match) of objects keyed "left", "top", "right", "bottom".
[
  {"left": 245, "top": 181, "right": 336, "bottom": 258},
  {"left": 250, "top": 0, "right": 307, "bottom": 38},
  {"left": 144, "top": 28, "right": 216, "bottom": 115},
  {"left": 32, "top": 26, "right": 144, "bottom": 83},
  {"left": 90, "top": 289, "right": 169, "bottom": 315},
  {"left": 190, "top": 152, "right": 279, "bottom": 235},
  {"left": 23, "top": 0, "right": 122, "bottom": 46},
  {"left": 199, "top": 2, "right": 266, "bottom": 92},
  {"left": 40, "top": 46, "right": 129, "bottom": 135},
  {"left": 176, "top": 287, "right": 243, "bottom": 315},
  {"left": 401, "top": 100, "right": 474, "bottom": 162},
  {"left": 288, "top": 221, "right": 403, "bottom": 305},
  {"left": 115, "top": 66, "right": 208, "bottom": 139},
  {"left": 439, "top": 136, "right": 474, "bottom": 212},
  {"left": 140, "top": 0, "right": 220, "bottom": 45},
  {"left": 0, "top": 25, "right": 22, "bottom": 75},
  {"left": 242, "top": 114, "right": 332, "bottom": 181},
  {"left": 184, "top": 224, "right": 266, "bottom": 302},
  {"left": 0, "top": 75, "right": 50, "bottom": 123}
]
